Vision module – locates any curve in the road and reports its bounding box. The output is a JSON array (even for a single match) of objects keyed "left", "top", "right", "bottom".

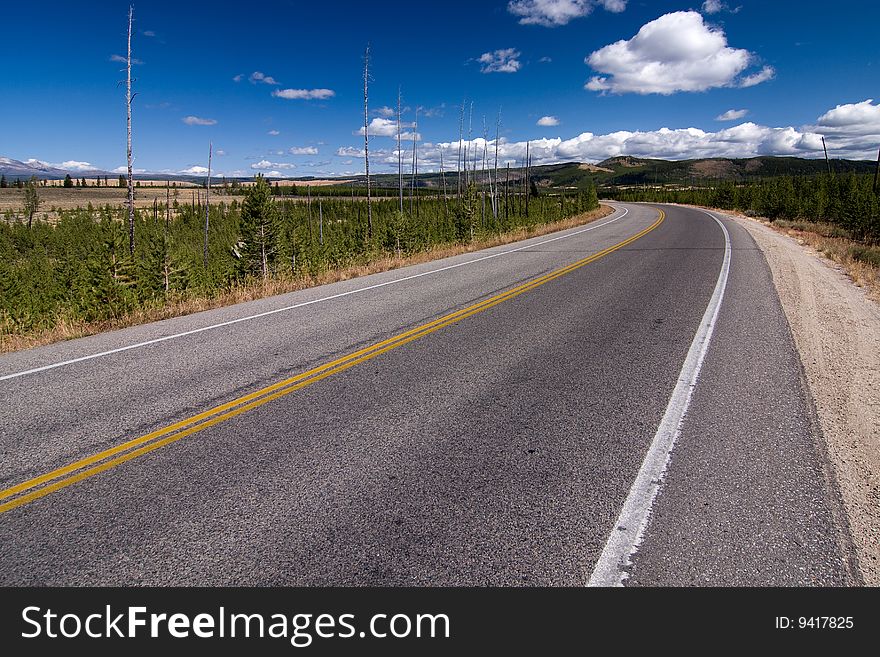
[{"left": 0, "top": 208, "right": 663, "bottom": 515}]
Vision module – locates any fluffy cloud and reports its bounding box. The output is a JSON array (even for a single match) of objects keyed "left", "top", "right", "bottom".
[
  {"left": 250, "top": 71, "right": 279, "bottom": 85},
  {"left": 272, "top": 88, "right": 335, "bottom": 100},
  {"left": 110, "top": 54, "right": 143, "bottom": 65},
  {"left": 375, "top": 106, "right": 396, "bottom": 118},
  {"left": 356, "top": 118, "right": 420, "bottom": 141},
  {"left": 59, "top": 160, "right": 95, "bottom": 171},
  {"left": 233, "top": 74, "right": 244, "bottom": 83},
  {"left": 182, "top": 116, "right": 217, "bottom": 126},
  {"left": 179, "top": 166, "right": 211, "bottom": 175},
  {"left": 344, "top": 99, "right": 880, "bottom": 173},
  {"left": 251, "top": 160, "right": 296, "bottom": 171},
  {"left": 508, "top": 0, "right": 626, "bottom": 27},
  {"left": 289, "top": 146, "right": 319, "bottom": 155},
  {"left": 739, "top": 65, "right": 775, "bottom": 88},
  {"left": 815, "top": 99, "right": 880, "bottom": 136},
  {"left": 478, "top": 49, "right": 522, "bottom": 74},
  {"left": 701, "top": 1, "right": 740, "bottom": 14},
  {"left": 716, "top": 109, "right": 748, "bottom": 121},
  {"left": 268, "top": 130, "right": 281, "bottom": 136},
  {"left": 337, "top": 147, "right": 365, "bottom": 158},
  {"left": 537, "top": 116, "right": 560, "bottom": 126},
  {"left": 585, "top": 11, "right": 771, "bottom": 95}
]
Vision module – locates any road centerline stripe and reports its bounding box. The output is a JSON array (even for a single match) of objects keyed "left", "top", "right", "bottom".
[
  {"left": 0, "top": 208, "right": 662, "bottom": 515},
  {"left": 587, "top": 208, "right": 732, "bottom": 587}
]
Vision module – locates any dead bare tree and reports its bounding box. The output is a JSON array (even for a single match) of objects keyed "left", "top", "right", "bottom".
[
  {"left": 874, "top": 145, "right": 880, "bottom": 193},
  {"left": 363, "top": 46, "right": 373, "bottom": 239},
  {"left": 397, "top": 87, "right": 403, "bottom": 214},
  {"left": 457, "top": 100, "right": 464, "bottom": 201},
  {"left": 440, "top": 147, "right": 449, "bottom": 220},
  {"left": 125, "top": 5, "right": 136, "bottom": 255},
  {"left": 493, "top": 110, "right": 501, "bottom": 220},
  {"left": 410, "top": 107, "right": 419, "bottom": 216},
  {"left": 203, "top": 142, "right": 212, "bottom": 269},
  {"left": 525, "top": 141, "right": 531, "bottom": 218},
  {"left": 165, "top": 181, "right": 170, "bottom": 228},
  {"left": 822, "top": 136, "right": 831, "bottom": 175}
]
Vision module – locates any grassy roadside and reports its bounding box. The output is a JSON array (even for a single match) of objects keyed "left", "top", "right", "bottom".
[
  {"left": 1, "top": 204, "right": 614, "bottom": 354},
  {"left": 744, "top": 216, "right": 880, "bottom": 302}
]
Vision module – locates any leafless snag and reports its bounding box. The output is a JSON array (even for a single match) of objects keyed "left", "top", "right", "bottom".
[
  {"left": 125, "top": 5, "right": 136, "bottom": 255},
  {"left": 203, "top": 142, "right": 212, "bottom": 269},
  {"left": 363, "top": 46, "right": 373, "bottom": 240}
]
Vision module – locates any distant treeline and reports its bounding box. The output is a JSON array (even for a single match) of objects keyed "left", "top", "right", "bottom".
[
  {"left": 0, "top": 176, "right": 598, "bottom": 337},
  {"left": 605, "top": 173, "right": 880, "bottom": 242}
]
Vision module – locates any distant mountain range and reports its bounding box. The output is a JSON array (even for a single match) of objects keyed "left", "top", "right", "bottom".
[
  {"left": 368, "top": 156, "right": 878, "bottom": 189},
  {"left": 2, "top": 155, "right": 876, "bottom": 187},
  {"left": 0, "top": 157, "right": 111, "bottom": 181}
]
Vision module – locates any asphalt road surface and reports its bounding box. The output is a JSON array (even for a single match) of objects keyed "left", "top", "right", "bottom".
[{"left": 0, "top": 203, "right": 857, "bottom": 586}]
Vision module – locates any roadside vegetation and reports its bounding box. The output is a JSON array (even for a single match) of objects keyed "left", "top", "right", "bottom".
[{"left": 0, "top": 175, "right": 599, "bottom": 352}]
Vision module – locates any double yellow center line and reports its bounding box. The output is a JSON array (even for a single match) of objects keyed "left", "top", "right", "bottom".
[{"left": 0, "top": 209, "right": 664, "bottom": 514}]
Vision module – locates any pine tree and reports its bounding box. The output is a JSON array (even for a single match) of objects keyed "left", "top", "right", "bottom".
[
  {"left": 63, "top": 174, "right": 73, "bottom": 188},
  {"left": 118, "top": 175, "right": 126, "bottom": 188},
  {"left": 238, "top": 175, "right": 279, "bottom": 280},
  {"left": 0, "top": 175, "right": 7, "bottom": 188}
]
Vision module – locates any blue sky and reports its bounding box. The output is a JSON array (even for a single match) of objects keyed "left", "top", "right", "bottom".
[{"left": 2, "top": 0, "right": 879, "bottom": 177}]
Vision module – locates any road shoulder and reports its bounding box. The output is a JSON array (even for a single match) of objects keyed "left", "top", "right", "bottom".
[{"left": 730, "top": 213, "right": 879, "bottom": 586}]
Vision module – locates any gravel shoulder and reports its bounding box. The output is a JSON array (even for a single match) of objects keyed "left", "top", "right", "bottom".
[{"left": 729, "top": 212, "right": 880, "bottom": 586}]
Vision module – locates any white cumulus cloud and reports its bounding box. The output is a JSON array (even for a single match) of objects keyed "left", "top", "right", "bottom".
[
  {"left": 251, "top": 160, "right": 296, "bottom": 171},
  {"left": 508, "top": 0, "right": 626, "bottom": 27},
  {"left": 250, "top": 71, "right": 279, "bottom": 85},
  {"left": 268, "top": 130, "right": 281, "bottom": 136},
  {"left": 739, "top": 65, "right": 775, "bottom": 88},
  {"left": 289, "top": 146, "right": 319, "bottom": 155},
  {"left": 182, "top": 116, "right": 217, "bottom": 126},
  {"left": 584, "top": 11, "right": 772, "bottom": 95},
  {"left": 537, "top": 116, "right": 561, "bottom": 126},
  {"left": 272, "top": 88, "right": 335, "bottom": 100},
  {"left": 716, "top": 109, "right": 748, "bottom": 121},
  {"left": 59, "top": 160, "right": 94, "bottom": 171},
  {"left": 347, "top": 99, "right": 880, "bottom": 173},
  {"left": 478, "top": 49, "right": 522, "bottom": 74},
  {"left": 179, "top": 166, "right": 211, "bottom": 175}
]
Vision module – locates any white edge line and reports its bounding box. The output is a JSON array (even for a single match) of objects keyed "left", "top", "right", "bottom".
[
  {"left": 587, "top": 208, "right": 731, "bottom": 587},
  {"left": 1, "top": 207, "right": 629, "bottom": 382}
]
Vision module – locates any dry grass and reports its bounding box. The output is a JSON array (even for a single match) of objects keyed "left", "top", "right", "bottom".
[
  {"left": 745, "top": 217, "right": 880, "bottom": 301},
  {"left": 0, "top": 205, "right": 614, "bottom": 354}
]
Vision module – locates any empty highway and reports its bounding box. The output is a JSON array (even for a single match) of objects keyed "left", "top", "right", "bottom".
[{"left": 0, "top": 203, "right": 856, "bottom": 586}]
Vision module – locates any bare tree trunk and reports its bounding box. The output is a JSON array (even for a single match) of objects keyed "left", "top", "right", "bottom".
[
  {"left": 260, "top": 225, "right": 268, "bottom": 280},
  {"left": 505, "top": 163, "right": 510, "bottom": 223},
  {"left": 874, "top": 145, "right": 880, "bottom": 193},
  {"left": 493, "top": 110, "right": 501, "bottom": 219},
  {"left": 410, "top": 107, "right": 418, "bottom": 216},
  {"left": 363, "top": 46, "right": 373, "bottom": 240},
  {"left": 126, "top": 5, "right": 135, "bottom": 255},
  {"left": 525, "top": 142, "right": 531, "bottom": 218},
  {"left": 397, "top": 87, "right": 403, "bottom": 214},
  {"left": 307, "top": 185, "right": 313, "bottom": 244},
  {"left": 822, "top": 136, "right": 831, "bottom": 175},
  {"left": 457, "top": 100, "right": 464, "bottom": 202},
  {"left": 203, "top": 142, "right": 212, "bottom": 269},
  {"left": 440, "top": 147, "right": 449, "bottom": 221},
  {"left": 165, "top": 181, "right": 170, "bottom": 228},
  {"left": 319, "top": 199, "right": 323, "bottom": 245}
]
